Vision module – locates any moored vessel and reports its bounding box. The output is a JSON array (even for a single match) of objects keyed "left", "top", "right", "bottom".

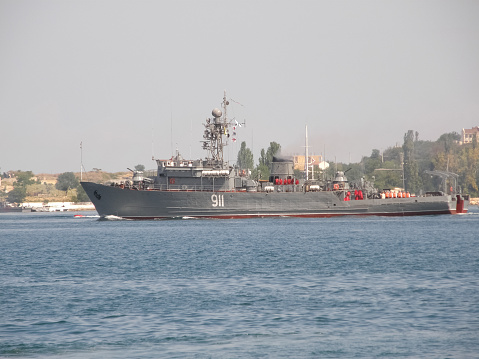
[{"left": 0, "top": 201, "right": 32, "bottom": 213}]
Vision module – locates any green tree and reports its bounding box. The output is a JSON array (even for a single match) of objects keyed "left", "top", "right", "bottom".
[
  {"left": 251, "top": 164, "right": 269, "bottom": 180},
  {"left": 134, "top": 164, "right": 145, "bottom": 171},
  {"left": 362, "top": 149, "right": 382, "bottom": 175},
  {"left": 255, "top": 142, "right": 281, "bottom": 180},
  {"left": 55, "top": 172, "right": 79, "bottom": 194},
  {"left": 258, "top": 149, "right": 267, "bottom": 166},
  {"left": 370, "top": 149, "right": 380, "bottom": 159},
  {"left": 7, "top": 186, "right": 26, "bottom": 203},
  {"left": 438, "top": 132, "right": 461, "bottom": 154},
  {"left": 74, "top": 184, "right": 90, "bottom": 202},
  {"left": 370, "top": 161, "right": 402, "bottom": 190},
  {"left": 4, "top": 170, "right": 35, "bottom": 204},
  {"left": 456, "top": 145, "right": 479, "bottom": 194},
  {"left": 15, "top": 171, "right": 35, "bottom": 186},
  {"left": 237, "top": 141, "right": 254, "bottom": 170},
  {"left": 403, "top": 130, "right": 421, "bottom": 192},
  {"left": 265, "top": 142, "right": 281, "bottom": 168}
]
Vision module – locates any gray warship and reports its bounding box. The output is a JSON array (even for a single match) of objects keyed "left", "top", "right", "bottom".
[{"left": 81, "top": 93, "right": 469, "bottom": 219}]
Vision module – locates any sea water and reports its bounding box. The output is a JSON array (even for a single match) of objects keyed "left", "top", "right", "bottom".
[{"left": 1, "top": 209, "right": 478, "bottom": 358}]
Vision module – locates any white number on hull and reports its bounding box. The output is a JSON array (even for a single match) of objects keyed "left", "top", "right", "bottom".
[{"left": 211, "top": 194, "right": 224, "bottom": 207}]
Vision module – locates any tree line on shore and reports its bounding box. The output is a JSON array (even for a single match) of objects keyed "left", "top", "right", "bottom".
[
  {"left": 1, "top": 171, "right": 89, "bottom": 204},
  {"left": 237, "top": 130, "right": 479, "bottom": 196},
  {"left": 0, "top": 165, "right": 146, "bottom": 204}
]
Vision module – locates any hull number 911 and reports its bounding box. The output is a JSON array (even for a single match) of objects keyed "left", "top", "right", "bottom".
[{"left": 211, "top": 194, "right": 224, "bottom": 207}]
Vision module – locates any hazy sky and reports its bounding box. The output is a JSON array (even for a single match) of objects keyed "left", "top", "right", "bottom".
[{"left": 1, "top": 0, "right": 478, "bottom": 174}]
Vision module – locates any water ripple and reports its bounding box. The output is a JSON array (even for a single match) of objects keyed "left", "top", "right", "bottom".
[{"left": 1, "top": 210, "right": 478, "bottom": 357}]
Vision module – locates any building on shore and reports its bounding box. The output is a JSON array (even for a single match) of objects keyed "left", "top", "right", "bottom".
[
  {"left": 293, "top": 155, "right": 322, "bottom": 171},
  {"left": 461, "top": 126, "right": 479, "bottom": 144}
]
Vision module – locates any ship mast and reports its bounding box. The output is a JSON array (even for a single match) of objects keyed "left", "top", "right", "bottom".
[
  {"left": 202, "top": 91, "right": 230, "bottom": 167},
  {"left": 305, "top": 125, "right": 309, "bottom": 181}
]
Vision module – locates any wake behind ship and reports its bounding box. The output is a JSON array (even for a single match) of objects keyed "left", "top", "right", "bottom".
[{"left": 81, "top": 93, "right": 469, "bottom": 219}]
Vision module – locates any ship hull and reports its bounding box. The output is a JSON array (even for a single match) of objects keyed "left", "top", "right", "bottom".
[{"left": 81, "top": 182, "right": 466, "bottom": 219}]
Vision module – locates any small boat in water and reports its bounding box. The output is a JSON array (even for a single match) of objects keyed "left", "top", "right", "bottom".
[
  {"left": 81, "top": 93, "right": 469, "bottom": 219},
  {"left": 0, "top": 202, "right": 31, "bottom": 213}
]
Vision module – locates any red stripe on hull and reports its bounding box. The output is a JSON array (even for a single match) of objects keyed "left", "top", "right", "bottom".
[{"left": 121, "top": 209, "right": 458, "bottom": 220}]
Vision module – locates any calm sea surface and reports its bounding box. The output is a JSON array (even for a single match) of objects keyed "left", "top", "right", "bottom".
[{"left": 1, "top": 209, "right": 478, "bottom": 358}]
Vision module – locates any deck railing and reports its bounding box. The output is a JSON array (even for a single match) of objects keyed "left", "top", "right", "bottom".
[{"left": 144, "top": 184, "right": 227, "bottom": 192}]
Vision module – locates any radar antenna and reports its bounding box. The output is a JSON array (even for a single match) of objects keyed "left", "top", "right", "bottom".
[{"left": 202, "top": 91, "right": 230, "bottom": 167}]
